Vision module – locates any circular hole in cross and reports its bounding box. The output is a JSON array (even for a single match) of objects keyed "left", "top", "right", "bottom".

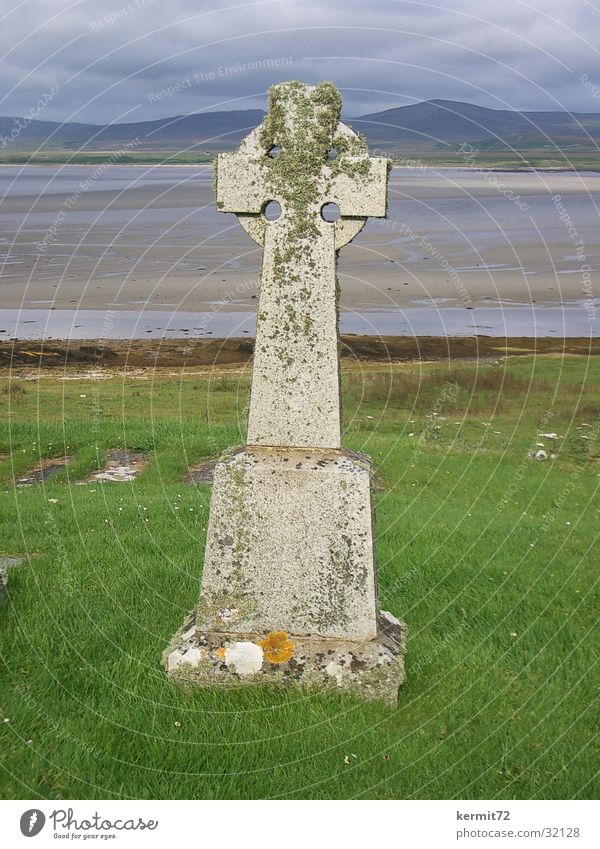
[
  {"left": 321, "top": 202, "right": 341, "bottom": 223},
  {"left": 267, "top": 146, "right": 283, "bottom": 159},
  {"left": 325, "top": 148, "right": 339, "bottom": 161},
  {"left": 263, "top": 200, "right": 282, "bottom": 221}
]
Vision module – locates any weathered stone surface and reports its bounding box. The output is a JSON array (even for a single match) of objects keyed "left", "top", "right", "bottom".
[
  {"left": 91, "top": 449, "right": 148, "bottom": 482},
  {"left": 198, "top": 447, "right": 378, "bottom": 640},
  {"left": 165, "top": 81, "right": 405, "bottom": 705},
  {"left": 184, "top": 459, "right": 217, "bottom": 485},
  {"left": 215, "top": 81, "right": 388, "bottom": 450},
  {"left": 15, "top": 457, "right": 71, "bottom": 486},
  {"left": 164, "top": 610, "right": 406, "bottom": 706}
]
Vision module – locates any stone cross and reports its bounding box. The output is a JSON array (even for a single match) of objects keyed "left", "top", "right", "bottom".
[
  {"left": 215, "top": 81, "right": 388, "bottom": 448},
  {"left": 165, "top": 82, "right": 406, "bottom": 705}
]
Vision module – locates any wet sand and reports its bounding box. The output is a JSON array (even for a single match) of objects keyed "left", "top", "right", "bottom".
[
  {"left": 0, "top": 303, "right": 597, "bottom": 340},
  {"left": 0, "top": 166, "right": 598, "bottom": 325}
]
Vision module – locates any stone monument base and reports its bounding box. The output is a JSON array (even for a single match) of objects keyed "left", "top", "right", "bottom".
[
  {"left": 164, "top": 610, "right": 406, "bottom": 706},
  {"left": 195, "top": 446, "right": 382, "bottom": 640}
]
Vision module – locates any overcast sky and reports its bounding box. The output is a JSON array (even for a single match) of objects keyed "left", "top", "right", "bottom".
[{"left": 1, "top": 0, "right": 599, "bottom": 124}]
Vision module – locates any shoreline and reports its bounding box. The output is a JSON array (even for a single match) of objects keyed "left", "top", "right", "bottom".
[
  {"left": 0, "top": 161, "right": 598, "bottom": 173},
  {"left": 1, "top": 335, "right": 597, "bottom": 370},
  {"left": 1, "top": 302, "right": 598, "bottom": 340}
]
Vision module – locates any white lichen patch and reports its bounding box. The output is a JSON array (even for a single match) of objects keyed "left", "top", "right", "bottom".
[
  {"left": 167, "top": 649, "right": 185, "bottom": 672},
  {"left": 325, "top": 660, "right": 344, "bottom": 685},
  {"left": 218, "top": 606, "right": 240, "bottom": 624},
  {"left": 224, "top": 641, "right": 264, "bottom": 675},
  {"left": 181, "top": 647, "right": 207, "bottom": 667}
]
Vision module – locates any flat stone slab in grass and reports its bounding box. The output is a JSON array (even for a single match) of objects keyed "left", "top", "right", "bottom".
[
  {"left": 91, "top": 450, "right": 148, "bottom": 482},
  {"left": 165, "top": 609, "right": 406, "bottom": 706},
  {"left": 184, "top": 459, "right": 217, "bottom": 485},
  {"left": 15, "top": 457, "right": 72, "bottom": 486}
]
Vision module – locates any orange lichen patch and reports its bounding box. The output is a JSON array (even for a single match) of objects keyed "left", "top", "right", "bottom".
[
  {"left": 215, "top": 647, "right": 226, "bottom": 659},
  {"left": 259, "top": 631, "right": 295, "bottom": 664}
]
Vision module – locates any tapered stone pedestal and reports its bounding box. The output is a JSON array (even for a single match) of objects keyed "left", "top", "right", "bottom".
[
  {"left": 165, "top": 447, "right": 406, "bottom": 704},
  {"left": 199, "top": 447, "right": 378, "bottom": 638}
]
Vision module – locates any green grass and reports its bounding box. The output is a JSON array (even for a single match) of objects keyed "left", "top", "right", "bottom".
[
  {"left": 0, "top": 149, "right": 213, "bottom": 166},
  {"left": 1, "top": 147, "right": 599, "bottom": 170},
  {"left": 0, "top": 355, "right": 598, "bottom": 799}
]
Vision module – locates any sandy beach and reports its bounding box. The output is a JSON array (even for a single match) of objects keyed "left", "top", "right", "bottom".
[{"left": 0, "top": 165, "right": 598, "bottom": 329}]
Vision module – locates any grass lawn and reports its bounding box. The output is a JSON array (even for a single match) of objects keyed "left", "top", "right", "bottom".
[{"left": 0, "top": 354, "right": 598, "bottom": 799}]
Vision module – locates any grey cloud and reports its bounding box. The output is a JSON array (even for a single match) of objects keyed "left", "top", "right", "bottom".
[{"left": 0, "top": 0, "right": 599, "bottom": 124}]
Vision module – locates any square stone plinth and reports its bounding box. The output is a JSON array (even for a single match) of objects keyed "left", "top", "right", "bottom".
[
  {"left": 164, "top": 610, "right": 406, "bottom": 706},
  {"left": 197, "top": 447, "right": 379, "bottom": 641}
]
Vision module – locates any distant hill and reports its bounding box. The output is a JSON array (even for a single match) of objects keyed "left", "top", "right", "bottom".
[
  {"left": 1, "top": 99, "right": 599, "bottom": 153},
  {"left": 352, "top": 99, "right": 600, "bottom": 149},
  {"left": 0, "top": 109, "right": 265, "bottom": 152}
]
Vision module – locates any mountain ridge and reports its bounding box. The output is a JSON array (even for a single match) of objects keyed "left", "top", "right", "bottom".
[{"left": 1, "top": 99, "right": 599, "bottom": 152}]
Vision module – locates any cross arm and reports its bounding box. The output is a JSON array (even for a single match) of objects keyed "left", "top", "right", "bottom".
[
  {"left": 327, "top": 157, "right": 389, "bottom": 218},
  {"left": 215, "top": 152, "right": 266, "bottom": 214}
]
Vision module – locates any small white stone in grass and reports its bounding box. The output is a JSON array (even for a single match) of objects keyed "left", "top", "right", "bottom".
[
  {"left": 510, "top": 632, "right": 517, "bottom": 638},
  {"left": 566, "top": 521, "right": 571, "bottom": 525},
  {"left": 27, "top": 739, "right": 33, "bottom": 745},
  {"left": 3, "top": 718, "right": 9, "bottom": 723},
  {"left": 79, "top": 394, "right": 86, "bottom": 398},
  {"left": 48, "top": 498, "right": 58, "bottom": 504},
  {"left": 224, "top": 642, "right": 263, "bottom": 675}
]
